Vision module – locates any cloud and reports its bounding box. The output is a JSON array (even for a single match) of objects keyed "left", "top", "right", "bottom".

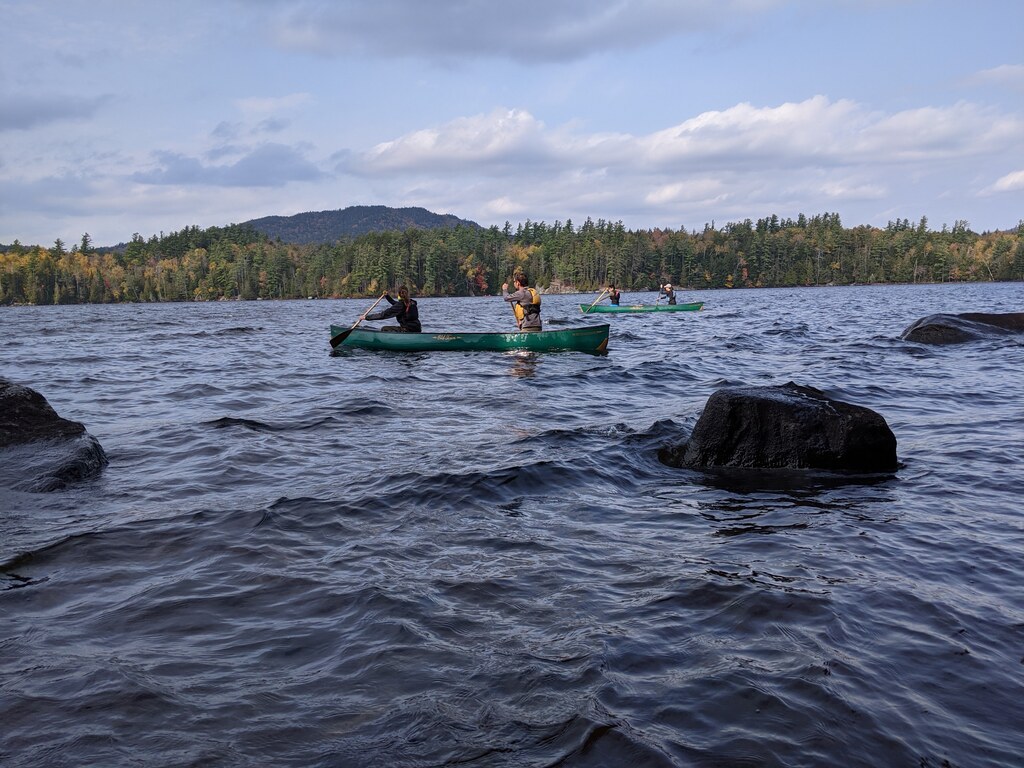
[
  {"left": 854, "top": 102, "right": 1022, "bottom": 161},
  {"left": 234, "top": 93, "right": 312, "bottom": 115},
  {"left": 210, "top": 117, "right": 290, "bottom": 142},
  {"left": 967, "top": 64, "right": 1024, "bottom": 90},
  {"left": 0, "top": 173, "right": 97, "bottom": 217},
  {"left": 1, "top": 171, "right": 312, "bottom": 246},
  {"left": 266, "top": 0, "right": 787, "bottom": 62},
  {"left": 6, "top": 89, "right": 1022, "bottom": 245},
  {"left": 0, "top": 93, "right": 113, "bottom": 131},
  {"left": 133, "top": 143, "right": 325, "bottom": 187},
  {"left": 256, "top": 117, "right": 291, "bottom": 134},
  {"left": 984, "top": 170, "right": 1024, "bottom": 194},
  {"left": 344, "top": 109, "right": 554, "bottom": 174},
  {"left": 344, "top": 97, "right": 1023, "bottom": 180},
  {"left": 634, "top": 97, "right": 864, "bottom": 170},
  {"left": 644, "top": 178, "right": 730, "bottom": 207},
  {"left": 212, "top": 121, "right": 242, "bottom": 140},
  {"left": 327, "top": 95, "right": 1024, "bottom": 231}
]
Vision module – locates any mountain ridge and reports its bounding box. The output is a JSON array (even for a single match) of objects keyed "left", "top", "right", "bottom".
[{"left": 243, "top": 205, "right": 482, "bottom": 244}]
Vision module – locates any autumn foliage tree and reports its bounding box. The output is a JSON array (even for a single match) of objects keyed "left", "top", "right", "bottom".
[{"left": 1, "top": 215, "right": 1021, "bottom": 305}]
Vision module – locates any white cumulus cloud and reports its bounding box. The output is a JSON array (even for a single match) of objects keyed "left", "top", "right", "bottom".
[
  {"left": 345, "top": 97, "right": 1023, "bottom": 179},
  {"left": 987, "top": 169, "right": 1024, "bottom": 194}
]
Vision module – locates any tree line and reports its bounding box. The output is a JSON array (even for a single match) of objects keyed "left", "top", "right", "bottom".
[{"left": 1, "top": 213, "right": 1022, "bottom": 305}]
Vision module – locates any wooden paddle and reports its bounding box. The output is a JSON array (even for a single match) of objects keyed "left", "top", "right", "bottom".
[
  {"left": 330, "top": 293, "right": 387, "bottom": 348},
  {"left": 501, "top": 280, "right": 523, "bottom": 329},
  {"left": 582, "top": 289, "right": 608, "bottom": 314}
]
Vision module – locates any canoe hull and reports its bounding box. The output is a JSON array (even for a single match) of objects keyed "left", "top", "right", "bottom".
[
  {"left": 580, "top": 302, "right": 703, "bottom": 314},
  {"left": 330, "top": 324, "right": 610, "bottom": 354}
]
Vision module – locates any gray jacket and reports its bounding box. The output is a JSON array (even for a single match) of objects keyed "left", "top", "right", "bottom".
[{"left": 503, "top": 286, "right": 542, "bottom": 330}]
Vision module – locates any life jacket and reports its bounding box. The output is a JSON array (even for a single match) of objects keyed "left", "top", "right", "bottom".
[{"left": 513, "top": 287, "right": 541, "bottom": 323}]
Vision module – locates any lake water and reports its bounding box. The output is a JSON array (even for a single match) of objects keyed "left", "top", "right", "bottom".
[{"left": 2, "top": 283, "right": 1023, "bottom": 767}]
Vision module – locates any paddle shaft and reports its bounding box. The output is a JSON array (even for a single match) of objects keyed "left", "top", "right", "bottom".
[
  {"left": 330, "top": 293, "right": 387, "bottom": 348},
  {"left": 583, "top": 289, "right": 608, "bottom": 314},
  {"left": 503, "top": 278, "right": 525, "bottom": 329},
  {"left": 509, "top": 297, "right": 521, "bottom": 329}
]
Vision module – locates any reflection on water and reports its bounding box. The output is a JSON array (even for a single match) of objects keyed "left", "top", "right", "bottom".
[{"left": 507, "top": 350, "right": 540, "bottom": 378}]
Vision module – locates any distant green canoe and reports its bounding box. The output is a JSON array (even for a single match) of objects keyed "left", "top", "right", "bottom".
[
  {"left": 330, "top": 324, "right": 610, "bottom": 354},
  {"left": 579, "top": 302, "right": 704, "bottom": 314}
]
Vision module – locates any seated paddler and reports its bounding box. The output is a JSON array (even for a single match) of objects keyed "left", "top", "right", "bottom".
[
  {"left": 365, "top": 285, "right": 421, "bottom": 332},
  {"left": 501, "top": 272, "right": 542, "bottom": 332}
]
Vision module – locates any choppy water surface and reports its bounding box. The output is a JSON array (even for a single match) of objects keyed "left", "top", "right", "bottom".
[{"left": 2, "top": 283, "right": 1023, "bottom": 767}]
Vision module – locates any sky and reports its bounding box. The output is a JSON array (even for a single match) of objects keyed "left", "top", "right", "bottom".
[{"left": 2, "top": 0, "right": 1023, "bottom": 247}]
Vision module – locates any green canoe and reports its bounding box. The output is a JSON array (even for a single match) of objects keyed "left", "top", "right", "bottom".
[
  {"left": 330, "top": 324, "right": 610, "bottom": 354},
  {"left": 579, "top": 301, "right": 704, "bottom": 314}
]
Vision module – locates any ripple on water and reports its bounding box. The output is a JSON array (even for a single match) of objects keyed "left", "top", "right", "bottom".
[{"left": 2, "top": 286, "right": 1024, "bottom": 766}]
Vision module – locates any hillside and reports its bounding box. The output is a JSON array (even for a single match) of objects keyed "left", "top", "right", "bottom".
[{"left": 244, "top": 205, "right": 481, "bottom": 244}]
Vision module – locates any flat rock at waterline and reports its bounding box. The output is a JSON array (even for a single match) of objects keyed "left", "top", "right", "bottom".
[
  {"left": 901, "top": 312, "right": 1024, "bottom": 344},
  {"left": 0, "top": 378, "right": 108, "bottom": 491},
  {"left": 659, "top": 382, "right": 897, "bottom": 473}
]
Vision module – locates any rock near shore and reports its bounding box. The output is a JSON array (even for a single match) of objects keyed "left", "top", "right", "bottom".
[
  {"left": 660, "top": 382, "right": 898, "bottom": 473},
  {"left": 901, "top": 312, "right": 1024, "bottom": 344},
  {"left": 0, "top": 378, "right": 108, "bottom": 491}
]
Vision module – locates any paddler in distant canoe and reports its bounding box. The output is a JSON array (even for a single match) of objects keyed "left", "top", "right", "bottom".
[
  {"left": 364, "top": 285, "right": 422, "bottom": 332},
  {"left": 501, "top": 272, "right": 542, "bottom": 331}
]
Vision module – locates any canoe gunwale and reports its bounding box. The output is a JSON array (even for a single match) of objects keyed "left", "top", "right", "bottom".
[{"left": 329, "top": 323, "right": 610, "bottom": 354}]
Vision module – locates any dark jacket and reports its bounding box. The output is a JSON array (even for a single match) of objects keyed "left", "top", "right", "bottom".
[{"left": 367, "top": 295, "right": 421, "bottom": 332}]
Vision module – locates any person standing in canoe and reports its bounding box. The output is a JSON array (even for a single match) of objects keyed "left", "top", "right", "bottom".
[
  {"left": 365, "top": 285, "right": 422, "bottom": 332},
  {"left": 502, "top": 272, "right": 542, "bottom": 332},
  {"left": 659, "top": 283, "right": 677, "bottom": 305},
  {"left": 607, "top": 284, "right": 621, "bottom": 305}
]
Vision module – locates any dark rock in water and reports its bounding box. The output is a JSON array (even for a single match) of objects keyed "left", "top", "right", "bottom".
[
  {"left": 0, "top": 378, "right": 108, "bottom": 491},
  {"left": 901, "top": 312, "right": 1024, "bottom": 344},
  {"left": 1, "top": 378, "right": 87, "bottom": 447},
  {"left": 660, "top": 382, "right": 897, "bottom": 473},
  {"left": 1, "top": 437, "right": 109, "bottom": 492}
]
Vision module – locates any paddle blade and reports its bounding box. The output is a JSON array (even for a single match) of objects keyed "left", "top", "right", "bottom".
[
  {"left": 331, "top": 293, "right": 387, "bottom": 348},
  {"left": 330, "top": 328, "right": 353, "bottom": 348}
]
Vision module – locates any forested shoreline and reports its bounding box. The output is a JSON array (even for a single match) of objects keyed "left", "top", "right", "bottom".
[{"left": 2, "top": 213, "right": 1022, "bottom": 305}]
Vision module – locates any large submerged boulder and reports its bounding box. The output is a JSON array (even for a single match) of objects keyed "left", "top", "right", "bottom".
[
  {"left": 0, "top": 378, "right": 108, "bottom": 492},
  {"left": 660, "top": 382, "right": 897, "bottom": 473},
  {"left": 901, "top": 312, "right": 1024, "bottom": 344}
]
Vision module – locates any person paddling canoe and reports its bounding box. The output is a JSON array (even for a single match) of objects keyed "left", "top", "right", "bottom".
[
  {"left": 658, "top": 283, "right": 677, "bottom": 305},
  {"left": 502, "top": 272, "right": 542, "bottom": 331},
  {"left": 365, "top": 285, "right": 421, "bottom": 332}
]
